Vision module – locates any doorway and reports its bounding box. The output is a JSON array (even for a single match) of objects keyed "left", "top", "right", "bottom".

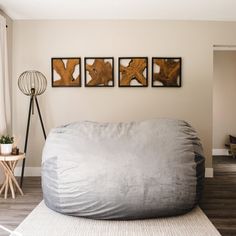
[{"left": 208, "top": 47, "right": 236, "bottom": 235}]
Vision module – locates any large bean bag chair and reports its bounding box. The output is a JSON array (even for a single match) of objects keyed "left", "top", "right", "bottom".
[{"left": 42, "top": 119, "right": 205, "bottom": 220}]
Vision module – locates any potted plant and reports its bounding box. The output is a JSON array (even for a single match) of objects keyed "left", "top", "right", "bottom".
[{"left": 0, "top": 135, "right": 14, "bottom": 155}]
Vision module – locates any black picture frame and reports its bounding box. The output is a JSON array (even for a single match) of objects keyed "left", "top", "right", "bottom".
[
  {"left": 152, "top": 57, "right": 182, "bottom": 87},
  {"left": 84, "top": 57, "right": 114, "bottom": 87},
  {"left": 51, "top": 57, "right": 82, "bottom": 87},
  {"left": 118, "top": 57, "right": 148, "bottom": 87}
]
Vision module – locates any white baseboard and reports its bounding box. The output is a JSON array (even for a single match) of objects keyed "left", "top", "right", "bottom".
[
  {"left": 14, "top": 167, "right": 41, "bottom": 176},
  {"left": 205, "top": 168, "right": 213, "bottom": 178},
  {"left": 212, "top": 148, "right": 229, "bottom": 156},
  {"left": 13, "top": 167, "right": 214, "bottom": 178}
]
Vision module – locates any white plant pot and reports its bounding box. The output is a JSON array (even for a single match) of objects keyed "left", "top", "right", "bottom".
[{"left": 0, "top": 144, "right": 13, "bottom": 155}]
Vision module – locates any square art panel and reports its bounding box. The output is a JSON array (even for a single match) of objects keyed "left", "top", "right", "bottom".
[
  {"left": 152, "top": 57, "right": 181, "bottom": 87},
  {"left": 85, "top": 57, "right": 114, "bottom": 87},
  {"left": 51, "top": 58, "right": 81, "bottom": 87},
  {"left": 118, "top": 57, "right": 148, "bottom": 87}
]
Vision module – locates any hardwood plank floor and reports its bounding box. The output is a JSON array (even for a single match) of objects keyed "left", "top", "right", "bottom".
[
  {"left": 0, "top": 156, "right": 235, "bottom": 236},
  {"left": 200, "top": 156, "right": 236, "bottom": 236},
  {"left": 0, "top": 177, "right": 42, "bottom": 236}
]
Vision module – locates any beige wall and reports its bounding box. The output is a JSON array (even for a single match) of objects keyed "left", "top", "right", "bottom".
[
  {"left": 213, "top": 51, "right": 236, "bottom": 149},
  {"left": 12, "top": 20, "right": 236, "bottom": 169}
]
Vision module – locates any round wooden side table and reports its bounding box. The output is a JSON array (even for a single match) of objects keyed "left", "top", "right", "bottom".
[{"left": 0, "top": 153, "right": 25, "bottom": 199}]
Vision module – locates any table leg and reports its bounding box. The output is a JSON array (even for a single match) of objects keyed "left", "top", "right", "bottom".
[
  {"left": 0, "top": 160, "right": 24, "bottom": 198},
  {"left": 0, "top": 181, "right": 6, "bottom": 195},
  {"left": 4, "top": 174, "right": 9, "bottom": 199},
  {"left": 8, "top": 174, "right": 15, "bottom": 199},
  {"left": 11, "top": 161, "right": 17, "bottom": 193},
  {"left": 12, "top": 160, "right": 17, "bottom": 170},
  {"left": 3, "top": 161, "right": 23, "bottom": 196}
]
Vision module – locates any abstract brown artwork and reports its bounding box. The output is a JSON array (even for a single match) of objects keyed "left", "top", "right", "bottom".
[
  {"left": 85, "top": 58, "right": 114, "bottom": 87},
  {"left": 51, "top": 58, "right": 81, "bottom": 87},
  {"left": 118, "top": 57, "right": 148, "bottom": 87},
  {"left": 152, "top": 58, "right": 181, "bottom": 87}
]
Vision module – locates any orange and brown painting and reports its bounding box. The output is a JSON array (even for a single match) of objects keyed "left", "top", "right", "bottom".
[
  {"left": 119, "top": 58, "right": 148, "bottom": 87},
  {"left": 85, "top": 58, "right": 114, "bottom": 87},
  {"left": 152, "top": 58, "right": 181, "bottom": 87},
  {"left": 52, "top": 58, "right": 81, "bottom": 87}
]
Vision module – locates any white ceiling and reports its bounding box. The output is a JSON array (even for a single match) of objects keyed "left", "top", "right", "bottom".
[{"left": 0, "top": 0, "right": 236, "bottom": 21}]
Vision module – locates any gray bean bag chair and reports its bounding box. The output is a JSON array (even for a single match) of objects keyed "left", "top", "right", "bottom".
[{"left": 42, "top": 119, "right": 205, "bottom": 220}]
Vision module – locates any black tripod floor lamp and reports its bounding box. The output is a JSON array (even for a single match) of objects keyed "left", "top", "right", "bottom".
[{"left": 18, "top": 70, "right": 47, "bottom": 187}]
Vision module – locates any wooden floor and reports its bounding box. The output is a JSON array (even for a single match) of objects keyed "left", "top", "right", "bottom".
[
  {"left": 0, "top": 157, "right": 235, "bottom": 236},
  {"left": 200, "top": 156, "right": 236, "bottom": 236},
  {"left": 0, "top": 177, "right": 42, "bottom": 236}
]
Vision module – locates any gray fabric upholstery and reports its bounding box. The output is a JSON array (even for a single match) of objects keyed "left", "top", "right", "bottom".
[{"left": 42, "top": 119, "right": 205, "bottom": 220}]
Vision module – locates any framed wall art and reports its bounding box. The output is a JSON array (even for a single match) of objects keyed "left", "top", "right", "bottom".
[
  {"left": 84, "top": 57, "right": 114, "bottom": 87},
  {"left": 118, "top": 57, "right": 148, "bottom": 87},
  {"left": 51, "top": 57, "right": 81, "bottom": 87},
  {"left": 152, "top": 57, "right": 182, "bottom": 87}
]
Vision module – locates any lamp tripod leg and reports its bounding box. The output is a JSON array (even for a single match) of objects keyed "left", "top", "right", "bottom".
[
  {"left": 35, "top": 97, "right": 47, "bottom": 140},
  {"left": 20, "top": 96, "right": 33, "bottom": 188}
]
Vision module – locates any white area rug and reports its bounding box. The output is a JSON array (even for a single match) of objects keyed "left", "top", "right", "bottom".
[{"left": 13, "top": 201, "right": 221, "bottom": 236}]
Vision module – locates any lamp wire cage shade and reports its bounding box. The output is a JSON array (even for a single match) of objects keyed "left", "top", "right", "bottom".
[
  {"left": 18, "top": 70, "right": 47, "bottom": 96},
  {"left": 18, "top": 70, "right": 47, "bottom": 188}
]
